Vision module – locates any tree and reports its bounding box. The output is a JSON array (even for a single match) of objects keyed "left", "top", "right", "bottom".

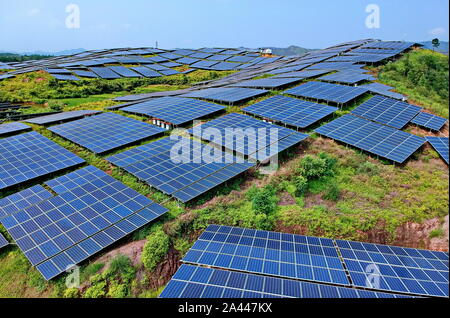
[{"left": 432, "top": 38, "right": 440, "bottom": 51}]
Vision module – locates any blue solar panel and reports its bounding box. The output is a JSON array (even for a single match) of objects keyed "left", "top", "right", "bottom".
[
  {"left": 351, "top": 95, "right": 422, "bottom": 129},
  {"left": 336, "top": 239, "right": 448, "bottom": 297},
  {"left": 359, "top": 83, "right": 406, "bottom": 100},
  {"left": 189, "top": 52, "right": 212, "bottom": 59},
  {"left": 48, "top": 113, "right": 165, "bottom": 154},
  {"left": 0, "top": 132, "right": 85, "bottom": 190},
  {"left": 23, "top": 110, "right": 102, "bottom": 125},
  {"left": 161, "top": 62, "right": 182, "bottom": 68},
  {"left": 227, "top": 55, "right": 256, "bottom": 63},
  {"left": 89, "top": 67, "right": 121, "bottom": 79},
  {"left": 361, "top": 41, "right": 416, "bottom": 51},
  {"left": 426, "top": 137, "right": 449, "bottom": 165},
  {"left": 189, "top": 113, "right": 309, "bottom": 161},
  {"left": 285, "top": 81, "right": 368, "bottom": 104},
  {"left": 208, "top": 62, "right": 240, "bottom": 71},
  {"left": 160, "top": 264, "right": 410, "bottom": 298},
  {"left": 159, "top": 69, "right": 181, "bottom": 76},
  {"left": 272, "top": 69, "right": 330, "bottom": 79},
  {"left": 243, "top": 95, "right": 337, "bottom": 129},
  {"left": 183, "top": 225, "right": 350, "bottom": 286},
  {"left": 0, "top": 185, "right": 53, "bottom": 220},
  {"left": 176, "top": 57, "right": 201, "bottom": 65},
  {"left": 71, "top": 70, "right": 98, "bottom": 78},
  {"left": 121, "top": 97, "right": 225, "bottom": 126},
  {"left": 0, "top": 233, "right": 8, "bottom": 249},
  {"left": 229, "top": 77, "right": 303, "bottom": 89},
  {"left": 190, "top": 60, "right": 219, "bottom": 69},
  {"left": 0, "top": 122, "right": 31, "bottom": 136},
  {"left": 181, "top": 87, "right": 269, "bottom": 104},
  {"left": 1, "top": 166, "right": 168, "bottom": 280},
  {"left": 207, "top": 54, "right": 233, "bottom": 61},
  {"left": 106, "top": 136, "right": 255, "bottom": 203},
  {"left": 411, "top": 112, "right": 448, "bottom": 131},
  {"left": 318, "top": 71, "right": 375, "bottom": 84},
  {"left": 315, "top": 114, "right": 425, "bottom": 163},
  {"left": 130, "top": 67, "right": 162, "bottom": 78},
  {"left": 108, "top": 66, "right": 141, "bottom": 78},
  {"left": 51, "top": 74, "right": 80, "bottom": 81},
  {"left": 307, "top": 62, "right": 362, "bottom": 71}
]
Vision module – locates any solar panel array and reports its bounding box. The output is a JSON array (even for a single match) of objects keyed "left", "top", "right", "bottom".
[
  {"left": 315, "top": 114, "right": 425, "bottom": 163},
  {"left": 359, "top": 83, "right": 406, "bottom": 100},
  {"left": 0, "top": 122, "right": 31, "bottom": 136},
  {"left": 161, "top": 224, "right": 448, "bottom": 298},
  {"left": 0, "top": 132, "right": 85, "bottom": 190},
  {"left": 229, "top": 77, "right": 303, "bottom": 89},
  {"left": 48, "top": 113, "right": 166, "bottom": 154},
  {"left": 351, "top": 95, "right": 422, "bottom": 129},
  {"left": 318, "top": 71, "right": 374, "bottom": 84},
  {"left": 0, "top": 234, "right": 8, "bottom": 249},
  {"left": 189, "top": 113, "right": 309, "bottom": 161},
  {"left": 23, "top": 110, "right": 102, "bottom": 125},
  {"left": 181, "top": 87, "right": 269, "bottom": 104},
  {"left": 426, "top": 137, "right": 449, "bottom": 165},
  {"left": 242, "top": 95, "right": 337, "bottom": 129},
  {"left": 285, "top": 81, "right": 368, "bottom": 104},
  {"left": 0, "top": 185, "right": 53, "bottom": 220},
  {"left": 160, "top": 264, "right": 410, "bottom": 298},
  {"left": 1, "top": 166, "right": 168, "bottom": 280},
  {"left": 121, "top": 97, "right": 225, "bottom": 125},
  {"left": 410, "top": 112, "right": 448, "bottom": 131},
  {"left": 272, "top": 69, "right": 330, "bottom": 79},
  {"left": 106, "top": 136, "right": 255, "bottom": 202},
  {"left": 89, "top": 67, "right": 121, "bottom": 79}
]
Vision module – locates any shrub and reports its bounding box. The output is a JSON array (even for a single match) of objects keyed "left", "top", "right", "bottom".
[
  {"left": 323, "top": 182, "right": 341, "bottom": 201},
  {"left": 63, "top": 288, "right": 80, "bottom": 298},
  {"left": 247, "top": 185, "right": 278, "bottom": 215},
  {"left": 357, "top": 161, "right": 380, "bottom": 176},
  {"left": 107, "top": 282, "right": 128, "bottom": 298},
  {"left": 294, "top": 175, "right": 309, "bottom": 197},
  {"left": 83, "top": 280, "right": 107, "bottom": 298},
  {"left": 298, "top": 153, "right": 337, "bottom": 180},
  {"left": 429, "top": 228, "right": 444, "bottom": 239},
  {"left": 47, "top": 100, "right": 65, "bottom": 111},
  {"left": 141, "top": 229, "right": 170, "bottom": 272},
  {"left": 108, "top": 255, "right": 135, "bottom": 283}
]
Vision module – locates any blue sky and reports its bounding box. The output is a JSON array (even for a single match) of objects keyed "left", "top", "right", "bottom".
[{"left": 1, "top": 0, "right": 448, "bottom": 52}]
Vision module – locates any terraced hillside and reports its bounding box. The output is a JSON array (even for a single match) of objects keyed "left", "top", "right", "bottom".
[{"left": 0, "top": 40, "right": 448, "bottom": 298}]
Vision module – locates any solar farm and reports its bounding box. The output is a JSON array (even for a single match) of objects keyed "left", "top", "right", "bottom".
[{"left": 0, "top": 38, "right": 448, "bottom": 300}]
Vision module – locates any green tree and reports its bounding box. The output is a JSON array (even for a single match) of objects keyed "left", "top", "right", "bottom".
[{"left": 141, "top": 229, "right": 170, "bottom": 272}]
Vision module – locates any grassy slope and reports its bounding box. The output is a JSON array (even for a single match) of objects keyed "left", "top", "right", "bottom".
[{"left": 0, "top": 49, "right": 448, "bottom": 298}]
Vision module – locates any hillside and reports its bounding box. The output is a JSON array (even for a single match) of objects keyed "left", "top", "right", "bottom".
[
  {"left": 420, "top": 41, "right": 449, "bottom": 54},
  {"left": 268, "top": 45, "right": 314, "bottom": 56}
]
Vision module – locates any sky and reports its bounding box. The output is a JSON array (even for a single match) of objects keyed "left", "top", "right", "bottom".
[{"left": 1, "top": 0, "right": 449, "bottom": 52}]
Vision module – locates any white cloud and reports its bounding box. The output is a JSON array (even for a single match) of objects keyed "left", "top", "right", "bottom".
[
  {"left": 428, "top": 27, "right": 446, "bottom": 36},
  {"left": 27, "top": 8, "right": 40, "bottom": 17}
]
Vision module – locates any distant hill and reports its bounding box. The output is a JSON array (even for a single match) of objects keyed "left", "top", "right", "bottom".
[
  {"left": 268, "top": 46, "right": 315, "bottom": 56},
  {"left": 0, "top": 48, "right": 86, "bottom": 57},
  {"left": 420, "top": 41, "right": 449, "bottom": 53}
]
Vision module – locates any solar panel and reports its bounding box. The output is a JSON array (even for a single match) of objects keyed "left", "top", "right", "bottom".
[
  {"left": 176, "top": 57, "right": 200, "bottom": 65},
  {"left": 48, "top": 113, "right": 165, "bottom": 154},
  {"left": 318, "top": 71, "right": 375, "bottom": 84},
  {"left": 189, "top": 113, "right": 309, "bottom": 161},
  {"left": 106, "top": 136, "right": 255, "bottom": 203},
  {"left": 243, "top": 95, "right": 337, "bottom": 129},
  {"left": 0, "top": 132, "right": 85, "bottom": 190},
  {"left": 227, "top": 56, "right": 256, "bottom": 63},
  {"left": 0, "top": 234, "right": 8, "bottom": 249},
  {"left": 160, "top": 264, "right": 410, "bottom": 298},
  {"left": 144, "top": 64, "right": 169, "bottom": 71},
  {"left": 315, "top": 114, "right": 425, "bottom": 163},
  {"left": 130, "top": 67, "right": 162, "bottom": 78},
  {"left": 410, "top": 113, "right": 448, "bottom": 131},
  {"left": 158, "top": 52, "right": 181, "bottom": 60},
  {"left": 426, "top": 137, "right": 449, "bottom": 165},
  {"left": 351, "top": 95, "right": 422, "bottom": 129},
  {"left": 190, "top": 60, "right": 219, "bottom": 69},
  {"left": 208, "top": 54, "right": 233, "bottom": 61},
  {"left": 159, "top": 69, "right": 180, "bottom": 76},
  {"left": 72, "top": 70, "right": 98, "bottom": 78},
  {"left": 183, "top": 225, "right": 351, "bottom": 286},
  {"left": 23, "top": 110, "right": 102, "bottom": 125},
  {"left": 0, "top": 185, "right": 53, "bottom": 220},
  {"left": 336, "top": 239, "right": 448, "bottom": 297},
  {"left": 89, "top": 67, "right": 121, "bottom": 79},
  {"left": 359, "top": 83, "right": 406, "bottom": 100},
  {"left": 208, "top": 62, "right": 240, "bottom": 71},
  {"left": 121, "top": 97, "right": 225, "bottom": 126},
  {"left": 307, "top": 62, "right": 362, "bottom": 71},
  {"left": 1, "top": 166, "right": 168, "bottom": 280},
  {"left": 272, "top": 69, "right": 330, "bottom": 79},
  {"left": 107, "top": 66, "right": 141, "bottom": 78},
  {"left": 361, "top": 41, "right": 416, "bottom": 51},
  {"left": 181, "top": 87, "right": 269, "bottom": 104},
  {"left": 189, "top": 52, "right": 212, "bottom": 59},
  {"left": 229, "top": 77, "right": 303, "bottom": 89},
  {"left": 51, "top": 74, "right": 80, "bottom": 81},
  {"left": 285, "top": 81, "right": 368, "bottom": 104},
  {"left": 0, "top": 122, "right": 31, "bottom": 136}
]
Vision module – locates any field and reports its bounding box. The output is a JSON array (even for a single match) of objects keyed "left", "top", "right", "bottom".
[{"left": 0, "top": 48, "right": 448, "bottom": 298}]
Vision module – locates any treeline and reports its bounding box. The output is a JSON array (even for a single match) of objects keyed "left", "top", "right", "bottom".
[{"left": 0, "top": 53, "right": 54, "bottom": 63}]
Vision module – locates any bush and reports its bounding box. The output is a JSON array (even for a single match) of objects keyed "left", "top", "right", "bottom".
[
  {"left": 48, "top": 100, "right": 65, "bottom": 111},
  {"left": 298, "top": 153, "right": 337, "bottom": 180},
  {"left": 141, "top": 229, "right": 170, "bottom": 272},
  {"left": 429, "top": 228, "right": 444, "bottom": 239},
  {"left": 323, "top": 182, "right": 341, "bottom": 201},
  {"left": 63, "top": 288, "right": 80, "bottom": 298},
  {"left": 247, "top": 185, "right": 278, "bottom": 215},
  {"left": 357, "top": 161, "right": 380, "bottom": 176},
  {"left": 294, "top": 175, "right": 309, "bottom": 197},
  {"left": 107, "top": 282, "right": 128, "bottom": 298},
  {"left": 83, "top": 280, "right": 107, "bottom": 298},
  {"left": 108, "top": 255, "right": 135, "bottom": 283}
]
